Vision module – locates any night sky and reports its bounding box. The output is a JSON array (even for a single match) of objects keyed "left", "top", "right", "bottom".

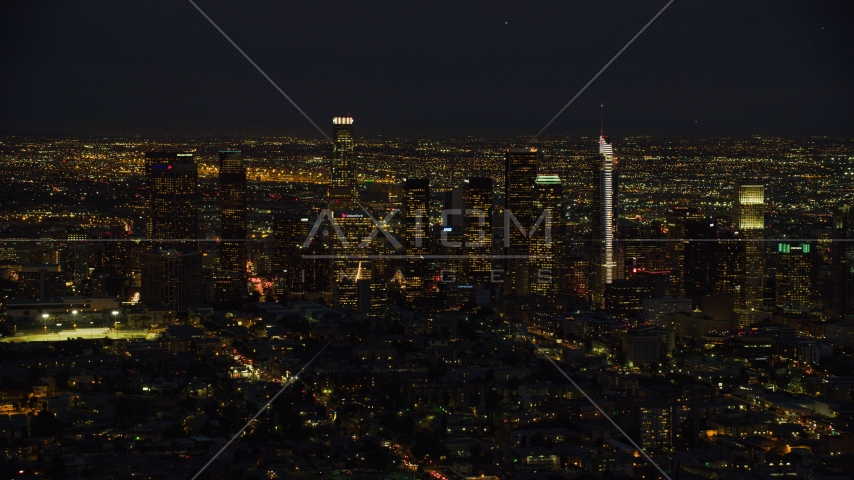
[{"left": 1, "top": 1, "right": 851, "bottom": 138}]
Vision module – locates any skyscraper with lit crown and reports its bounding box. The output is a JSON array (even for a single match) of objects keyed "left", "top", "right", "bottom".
[
  {"left": 733, "top": 181, "right": 765, "bottom": 325},
  {"left": 531, "top": 174, "right": 563, "bottom": 296},
  {"left": 330, "top": 116, "right": 356, "bottom": 206}
]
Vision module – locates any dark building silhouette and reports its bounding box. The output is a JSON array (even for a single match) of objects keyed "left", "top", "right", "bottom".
[
  {"left": 141, "top": 151, "right": 202, "bottom": 311},
  {"left": 17, "top": 264, "right": 65, "bottom": 301},
  {"left": 666, "top": 207, "right": 704, "bottom": 297},
  {"left": 144, "top": 151, "right": 199, "bottom": 251},
  {"left": 219, "top": 150, "right": 246, "bottom": 276},
  {"left": 828, "top": 205, "right": 854, "bottom": 318},
  {"left": 273, "top": 214, "right": 326, "bottom": 293},
  {"left": 217, "top": 150, "right": 247, "bottom": 301},
  {"left": 463, "top": 177, "right": 493, "bottom": 285},
  {"left": 683, "top": 219, "right": 719, "bottom": 297},
  {"left": 141, "top": 250, "right": 203, "bottom": 313},
  {"left": 504, "top": 147, "right": 539, "bottom": 294}
]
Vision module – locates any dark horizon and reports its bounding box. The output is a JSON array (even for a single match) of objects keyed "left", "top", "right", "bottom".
[
  {"left": 2, "top": 0, "right": 852, "bottom": 138},
  {"left": 2, "top": 130, "right": 852, "bottom": 143}
]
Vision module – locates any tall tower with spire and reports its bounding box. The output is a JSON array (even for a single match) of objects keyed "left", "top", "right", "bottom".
[{"left": 592, "top": 107, "right": 620, "bottom": 307}]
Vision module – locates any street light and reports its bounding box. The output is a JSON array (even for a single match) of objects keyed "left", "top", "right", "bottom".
[
  {"left": 41, "top": 313, "right": 50, "bottom": 338},
  {"left": 112, "top": 310, "right": 120, "bottom": 339}
]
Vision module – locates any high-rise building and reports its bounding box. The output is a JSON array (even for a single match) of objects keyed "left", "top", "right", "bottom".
[
  {"left": 444, "top": 187, "right": 465, "bottom": 227},
  {"left": 141, "top": 250, "right": 203, "bottom": 312},
  {"left": 605, "top": 278, "right": 655, "bottom": 317},
  {"left": 219, "top": 150, "right": 246, "bottom": 275},
  {"left": 714, "top": 227, "right": 743, "bottom": 307},
  {"left": 218, "top": 150, "right": 247, "bottom": 301},
  {"left": 828, "top": 205, "right": 854, "bottom": 318},
  {"left": 65, "top": 227, "right": 90, "bottom": 281},
  {"left": 775, "top": 243, "right": 812, "bottom": 311},
  {"left": 684, "top": 220, "right": 719, "bottom": 296},
  {"left": 331, "top": 210, "right": 374, "bottom": 311},
  {"left": 733, "top": 181, "right": 765, "bottom": 325},
  {"left": 531, "top": 174, "right": 563, "bottom": 296},
  {"left": 464, "top": 177, "right": 493, "bottom": 285},
  {"left": 666, "top": 207, "right": 704, "bottom": 297},
  {"left": 101, "top": 227, "right": 130, "bottom": 297},
  {"left": 623, "top": 331, "right": 662, "bottom": 367},
  {"left": 330, "top": 116, "right": 356, "bottom": 206},
  {"left": 17, "top": 264, "right": 65, "bottom": 301},
  {"left": 144, "top": 151, "right": 199, "bottom": 251},
  {"left": 402, "top": 178, "right": 431, "bottom": 254},
  {"left": 142, "top": 151, "right": 202, "bottom": 312},
  {"left": 402, "top": 178, "right": 431, "bottom": 302},
  {"left": 504, "top": 147, "right": 539, "bottom": 295},
  {"left": 635, "top": 403, "right": 673, "bottom": 452},
  {"left": 561, "top": 255, "right": 590, "bottom": 299},
  {"left": 273, "top": 214, "right": 326, "bottom": 293},
  {"left": 436, "top": 225, "right": 468, "bottom": 309},
  {"left": 592, "top": 135, "right": 619, "bottom": 307},
  {"left": 734, "top": 183, "right": 765, "bottom": 230},
  {"left": 621, "top": 219, "right": 665, "bottom": 279}
]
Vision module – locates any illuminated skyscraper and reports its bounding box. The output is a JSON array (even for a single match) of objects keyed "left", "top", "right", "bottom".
[
  {"left": 65, "top": 227, "right": 89, "bottom": 280},
  {"left": 504, "top": 147, "right": 539, "bottom": 294},
  {"left": 733, "top": 181, "right": 765, "bottom": 325},
  {"left": 464, "top": 177, "right": 493, "bottom": 285},
  {"left": 330, "top": 116, "right": 356, "bottom": 206},
  {"left": 144, "top": 151, "right": 199, "bottom": 251},
  {"left": 531, "top": 174, "right": 563, "bottom": 296},
  {"left": 332, "top": 210, "right": 374, "bottom": 311},
  {"left": 734, "top": 183, "right": 765, "bottom": 230},
  {"left": 219, "top": 150, "right": 246, "bottom": 275},
  {"left": 403, "top": 178, "right": 431, "bottom": 254},
  {"left": 775, "top": 243, "right": 812, "bottom": 311},
  {"left": 592, "top": 135, "right": 619, "bottom": 307},
  {"left": 402, "top": 178, "right": 431, "bottom": 302}
]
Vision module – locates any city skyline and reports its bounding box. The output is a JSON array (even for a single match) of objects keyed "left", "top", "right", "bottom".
[{"left": 1, "top": 2, "right": 852, "bottom": 479}]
